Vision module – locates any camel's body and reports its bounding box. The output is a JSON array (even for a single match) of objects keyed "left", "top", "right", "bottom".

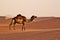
[{"left": 9, "top": 14, "right": 37, "bottom": 31}]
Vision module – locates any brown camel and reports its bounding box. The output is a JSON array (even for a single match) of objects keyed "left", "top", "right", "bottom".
[{"left": 9, "top": 14, "right": 37, "bottom": 31}]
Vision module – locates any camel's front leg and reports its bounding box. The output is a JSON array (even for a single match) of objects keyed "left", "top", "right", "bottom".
[
  {"left": 22, "top": 22, "right": 25, "bottom": 31},
  {"left": 22, "top": 25, "right": 25, "bottom": 31}
]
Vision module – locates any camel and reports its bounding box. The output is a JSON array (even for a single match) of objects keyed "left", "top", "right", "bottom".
[{"left": 9, "top": 14, "right": 37, "bottom": 31}]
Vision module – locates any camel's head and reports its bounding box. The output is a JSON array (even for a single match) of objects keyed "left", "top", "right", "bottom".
[{"left": 30, "top": 15, "right": 37, "bottom": 21}]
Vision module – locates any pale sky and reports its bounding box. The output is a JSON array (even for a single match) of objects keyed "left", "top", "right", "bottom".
[{"left": 0, "top": 0, "right": 60, "bottom": 18}]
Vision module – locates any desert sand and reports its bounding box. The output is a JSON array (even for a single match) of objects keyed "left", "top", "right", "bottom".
[
  {"left": 0, "top": 17, "right": 60, "bottom": 40},
  {"left": 0, "top": 29, "right": 60, "bottom": 40}
]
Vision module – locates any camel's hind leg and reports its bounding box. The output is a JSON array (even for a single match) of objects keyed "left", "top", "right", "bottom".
[
  {"left": 9, "top": 19, "right": 16, "bottom": 30},
  {"left": 9, "top": 21, "right": 13, "bottom": 30},
  {"left": 9, "top": 23, "right": 16, "bottom": 30},
  {"left": 13, "top": 24, "right": 16, "bottom": 30},
  {"left": 9, "top": 24, "right": 12, "bottom": 30}
]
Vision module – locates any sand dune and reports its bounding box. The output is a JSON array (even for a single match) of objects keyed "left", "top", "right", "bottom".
[
  {"left": 0, "top": 17, "right": 60, "bottom": 40},
  {"left": 0, "top": 30, "right": 60, "bottom": 40},
  {"left": 0, "top": 17, "right": 60, "bottom": 29}
]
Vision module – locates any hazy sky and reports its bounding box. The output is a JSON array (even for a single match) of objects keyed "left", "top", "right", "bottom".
[{"left": 0, "top": 0, "right": 60, "bottom": 18}]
